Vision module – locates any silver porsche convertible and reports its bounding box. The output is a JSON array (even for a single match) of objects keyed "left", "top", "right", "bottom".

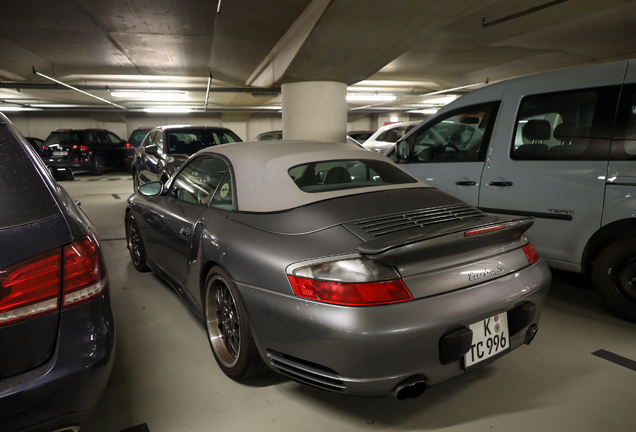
[{"left": 125, "top": 140, "right": 550, "bottom": 399}]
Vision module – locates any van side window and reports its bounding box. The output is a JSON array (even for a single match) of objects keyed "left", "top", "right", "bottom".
[
  {"left": 511, "top": 87, "right": 620, "bottom": 161},
  {"left": 406, "top": 103, "right": 499, "bottom": 163},
  {"left": 610, "top": 84, "right": 636, "bottom": 160}
]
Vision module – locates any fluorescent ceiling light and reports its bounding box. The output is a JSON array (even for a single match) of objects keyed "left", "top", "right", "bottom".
[
  {"left": 0, "top": 106, "right": 41, "bottom": 111},
  {"left": 407, "top": 108, "right": 439, "bottom": 115},
  {"left": 111, "top": 90, "right": 187, "bottom": 100},
  {"left": 143, "top": 108, "right": 192, "bottom": 113},
  {"left": 352, "top": 80, "right": 438, "bottom": 87},
  {"left": 347, "top": 94, "right": 397, "bottom": 102}
]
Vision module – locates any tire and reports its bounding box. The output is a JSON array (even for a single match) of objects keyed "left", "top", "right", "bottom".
[
  {"left": 592, "top": 238, "right": 636, "bottom": 323},
  {"left": 203, "top": 267, "right": 266, "bottom": 379},
  {"left": 126, "top": 215, "right": 150, "bottom": 272},
  {"left": 91, "top": 154, "right": 106, "bottom": 176}
]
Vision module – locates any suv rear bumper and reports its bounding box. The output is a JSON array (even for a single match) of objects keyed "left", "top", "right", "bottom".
[
  {"left": 45, "top": 159, "right": 92, "bottom": 171},
  {"left": 0, "top": 290, "right": 115, "bottom": 432}
]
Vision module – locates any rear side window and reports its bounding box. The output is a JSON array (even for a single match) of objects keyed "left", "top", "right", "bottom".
[
  {"left": 289, "top": 159, "right": 417, "bottom": 193},
  {"left": 511, "top": 86, "right": 620, "bottom": 160},
  {"left": 107, "top": 132, "right": 122, "bottom": 143},
  {"left": 0, "top": 125, "right": 59, "bottom": 229},
  {"left": 404, "top": 102, "right": 499, "bottom": 163}
]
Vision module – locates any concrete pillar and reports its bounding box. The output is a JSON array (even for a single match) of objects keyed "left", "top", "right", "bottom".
[{"left": 282, "top": 81, "right": 347, "bottom": 143}]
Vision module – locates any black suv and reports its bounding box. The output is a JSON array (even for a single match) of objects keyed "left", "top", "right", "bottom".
[
  {"left": 0, "top": 114, "right": 115, "bottom": 430},
  {"left": 41, "top": 128, "right": 127, "bottom": 175},
  {"left": 132, "top": 125, "right": 241, "bottom": 188}
]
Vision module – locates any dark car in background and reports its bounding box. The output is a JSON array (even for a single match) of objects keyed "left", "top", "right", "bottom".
[
  {"left": 124, "top": 127, "right": 152, "bottom": 173},
  {"left": 132, "top": 125, "right": 241, "bottom": 189},
  {"left": 41, "top": 129, "right": 128, "bottom": 175},
  {"left": 0, "top": 114, "right": 115, "bottom": 431}
]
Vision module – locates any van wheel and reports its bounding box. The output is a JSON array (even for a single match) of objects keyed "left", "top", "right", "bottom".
[{"left": 592, "top": 238, "right": 636, "bottom": 323}]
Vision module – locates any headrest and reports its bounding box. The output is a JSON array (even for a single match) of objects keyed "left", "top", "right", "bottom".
[
  {"left": 324, "top": 166, "right": 352, "bottom": 184},
  {"left": 522, "top": 120, "right": 551, "bottom": 141},
  {"left": 553, "top": 123, "right": 579, "bottom": 141}
]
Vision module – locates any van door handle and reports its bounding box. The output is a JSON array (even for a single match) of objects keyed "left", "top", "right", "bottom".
[
  {"left": 488, "top": 181, "right": 513, "bottom": 187},
  {"left": 455, "top": 181, "right": 476, "bottom": 186}
]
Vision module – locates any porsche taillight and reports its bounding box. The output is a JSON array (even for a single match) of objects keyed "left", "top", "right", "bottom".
[
  {"left": 287, "top": 257, "right": 412, "bottom": 306},
  {"left": 0, "top": 230, "right": 107, "bottom": 326},
  {"left": 522, "top": 242, "right": 540, "bottom": 264}
]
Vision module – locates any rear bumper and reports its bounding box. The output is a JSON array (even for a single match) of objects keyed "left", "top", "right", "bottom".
[
  {"left": 238, "top": 259, "right": 551, "bottom": 397},
  {"left": 0, "top": 290, "right": 116, "bottom": 432},
  {"left": 45, "top": 158, "right": 92, "bottom": 171}
]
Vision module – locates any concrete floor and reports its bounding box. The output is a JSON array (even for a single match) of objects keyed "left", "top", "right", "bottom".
[{"left": 63, "top": 172, "right": 636, "bottom": 432}]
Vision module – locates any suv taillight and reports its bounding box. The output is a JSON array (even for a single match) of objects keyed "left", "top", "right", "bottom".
[
  {"left": 0, "top": 230, "right": 107, "bottom": 326},
  {"left": 124, "top": 142, "right": 134, "bottom": 149}
]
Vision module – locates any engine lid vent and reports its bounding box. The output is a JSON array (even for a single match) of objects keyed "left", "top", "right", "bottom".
[{"left": 347, "top": 203, "right": 485, "bottom": 238}]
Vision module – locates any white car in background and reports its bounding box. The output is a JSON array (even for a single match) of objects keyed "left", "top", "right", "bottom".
[{"left": 362, "top": 121, "right": 420, "bottom": 154}]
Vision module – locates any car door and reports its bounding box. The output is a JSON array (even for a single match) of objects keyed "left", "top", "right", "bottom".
[
  {"left": 604, "top": 62, "right": 636, "bottom": 227},
  {"left": 141, "top": 155, "right": 231, "bottom": 283},
  {"left": 478, "top": 62, "right": 624, "bottom": 270},
  {"left": 106, "top": 131, "right": 126, "bottom": 168},
  {"left": 392, "top": 102, "right": 499, "bottom": 205}
]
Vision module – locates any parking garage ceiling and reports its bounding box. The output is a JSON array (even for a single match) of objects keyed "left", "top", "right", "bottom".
[{"left": 0, "top": 0, "right": 635, "bottom": 113}]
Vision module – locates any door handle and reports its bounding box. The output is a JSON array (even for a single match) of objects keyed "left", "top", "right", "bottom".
[
  {"left": 455, "top": 181, "right": 476, "bottom": 186},
  {"left": 180, "top": 227, "right": 190, "bottom": 239},
  {"left": 488, "top": 181, "right": 513, "bottom": 187}
]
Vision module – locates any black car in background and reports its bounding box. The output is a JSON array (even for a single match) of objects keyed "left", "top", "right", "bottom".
[
  {"left": 41, "top": 128, "right": 128, "bottom": 175},
  {"left": 124, "top": 127, "right": 152, "bottom": 173},
  {"left": 132, "top": 125, "right": 241, "bottom": 188},
  {"left": 0, "top": 114, "right": 115, "bottom": 431}
]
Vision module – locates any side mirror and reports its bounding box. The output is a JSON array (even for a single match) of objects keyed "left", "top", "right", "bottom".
[
  {"left": 138, "top": 181, "right": 163, "bottom": 197},
  {"left": 145, "top": 144, "right": 158, "bottom": 155},
  {"left": 396, "top": 140, "right": 411, "bottom": 163},
  {"left": 49, "top": 167, "right": 75, "bottom": 181}
]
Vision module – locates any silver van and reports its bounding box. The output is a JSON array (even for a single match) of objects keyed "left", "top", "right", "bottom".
[{"left": 391, "top": 59, "right": 636, "bottom": 322}]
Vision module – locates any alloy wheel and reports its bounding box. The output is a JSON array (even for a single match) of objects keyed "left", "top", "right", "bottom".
[{"left": 206, "top": 275, "right": 240, "bottom": 367}]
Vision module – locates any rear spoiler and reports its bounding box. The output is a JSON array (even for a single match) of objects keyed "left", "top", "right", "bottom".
[{"left": 357, "top": 217, "right": 534, "bottom": 256}]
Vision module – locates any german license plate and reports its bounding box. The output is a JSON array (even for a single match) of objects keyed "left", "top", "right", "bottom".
[
  {"left": 53, "top": 151, "right": 68, "bottom": 156},
  {"left": 464, "top": 312, "right": 509, "bottom": 369}
]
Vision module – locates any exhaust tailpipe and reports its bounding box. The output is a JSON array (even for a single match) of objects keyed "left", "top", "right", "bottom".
[{"left": 391, "top": 375, "right": 428, "bottom": 400}]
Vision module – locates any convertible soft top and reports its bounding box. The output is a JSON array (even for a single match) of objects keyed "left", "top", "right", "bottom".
[{"left": 199, "top": 140, "right": 429, "bottom": 212}]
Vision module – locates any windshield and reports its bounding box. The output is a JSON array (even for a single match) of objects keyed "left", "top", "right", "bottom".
[
  {"left": 289, "top": 159, "right": 417, "bottom": 193},
  {"left": 166, "top": 128, "right": 241, "bottom": 154}
]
